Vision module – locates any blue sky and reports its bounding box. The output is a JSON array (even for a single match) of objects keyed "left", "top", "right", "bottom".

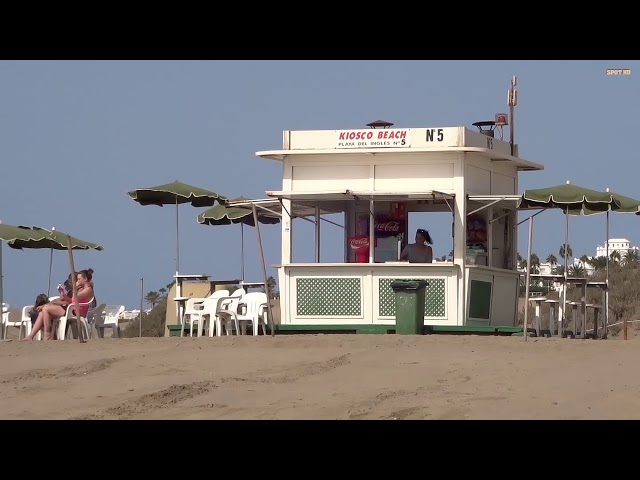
[{"left": 1, "top": 60, "right": 637, "bottom": 309}]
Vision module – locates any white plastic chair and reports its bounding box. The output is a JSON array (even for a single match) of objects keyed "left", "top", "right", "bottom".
[
  {"left": 207, "top": 288, "right": 245, "bottom": 337},
  {"left": 182, "top": 290, "right": 229, "bottom": 337},
  {"left": 95, "top": 305, "right": 125, "bottom": 338},
  {"left": 181, "top": 291, "right": 228, "bottom": 337},
  {"left": 17, "top": 305, "right": 35, "bottom": 340},
  {"left": 236, "top": 292, "right": 269, "bottom": 336},
  {"left": 85, "top": 303, "right": 107, "bottom": 339},
  {"left": 17, "top": 296, "right": 61, "bottom": 341},
  {"left": 1, "top": 303, "right": 23, "bottom": 339},
  {"left": 197, "top": 290, "right": 237, "bottom": 337},
  {"left": 54, "top": 298, "right": 94, "bottom": 340}
]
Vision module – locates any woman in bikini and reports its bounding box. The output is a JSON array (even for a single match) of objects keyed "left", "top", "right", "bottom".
[{"left": 22, "top": 268, "right": 95, "bottom": 341}]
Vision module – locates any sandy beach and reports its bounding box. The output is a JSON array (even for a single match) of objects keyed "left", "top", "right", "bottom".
[{"left": 1, "top": 331, "right": 639, "bottom": 420}]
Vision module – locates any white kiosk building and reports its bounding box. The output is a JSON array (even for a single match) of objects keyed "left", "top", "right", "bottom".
[{"left": 244, "top": 118, "right": 543, "bottom": 334}]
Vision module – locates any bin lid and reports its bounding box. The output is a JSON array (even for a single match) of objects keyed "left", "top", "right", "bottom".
[{"left": 390, "top": 279, "right": 429, "bottom": 291}]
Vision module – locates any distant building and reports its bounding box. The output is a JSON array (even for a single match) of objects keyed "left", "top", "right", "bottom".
[
  {"left": 595, "top": 238, "right": 638, "bottom": 258},
  {"left": 519, "top": 237, "right": 638, "bottom": 293}
]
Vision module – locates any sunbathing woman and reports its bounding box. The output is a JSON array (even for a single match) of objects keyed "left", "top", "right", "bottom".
[{"left": 22, "top": 268, "right": 95, "bottom": 341}]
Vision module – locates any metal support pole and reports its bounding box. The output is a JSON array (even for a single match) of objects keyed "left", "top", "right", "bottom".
[
  {"left": 523, "top": 216, "right": 534, "bottom": 341},
  {"left": 605, "top": 211, "right": 610, "bottom": 339},
  {"left": 252, "top": 203, "right": 276, "bottom": 336},
  {"left": 315, "top": 206, "right": 320, "bottom": 263},
  {"left": 140, "top": 277, "right": 144, "bottom": 338},
  {"left": 368, "top": 200, "right": 375, "bottom": 263}
]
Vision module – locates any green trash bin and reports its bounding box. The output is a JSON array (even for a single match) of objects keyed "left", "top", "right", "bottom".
[{"left": 390, "top": 279, "right": 429, "bottom": 335}]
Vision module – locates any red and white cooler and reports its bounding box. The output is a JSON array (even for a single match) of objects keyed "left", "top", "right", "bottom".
[{"left": 348, "top": 235, "right": 370, "bottom": 263}]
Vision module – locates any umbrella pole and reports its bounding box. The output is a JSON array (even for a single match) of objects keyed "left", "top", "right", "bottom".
[
  {"left": 47, "top": 248, "right": 53, "bottom": 297},
  {"left": 48, "top": 228, "right": 57, "bottom": 297},
  {"left": 252, "top": 203, "right": 275, "bottom": 337},
  {"left": 140, "top": 277, "right": 144, "bottom": 338},
  {"left": 523, "top": 216, "right": 534, "bottom": 341},
  {"left": 562, "top": 208, "right": 569, "bottom": 336},
  {"left": 241, "top": 223, "right": 245, "bottom": 281},
  {"left": 175, "top": 197, "right": 180, "bottom": 273},
  {"left": 67, "top": 235, "right": 86, "bottom": 343},
  {"left": 606, "top": 211, "right": 610, "bottom": 339},
  {"left": 175, "top": 197, "right": 181, "bottom": 332}
]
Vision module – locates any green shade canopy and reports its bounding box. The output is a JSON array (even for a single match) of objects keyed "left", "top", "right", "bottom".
[
  {"left": 517, "top": 182, "right": 621, "bottom": 214},
  {"left": 607, "top": 191, "right": 640, "bottom": 214},
  {"left": 128, "top": 180, "right": 228, "bottom": 207},
  {"left": 197, "top": 197, "right": 280, "bottom": 226},
  {"left": 7, "top": 226, "right": 104, "bottom": 251},
  {"left": 0, "top": 223, "right": 40, "bottom": 242},
  {"left": 564, "top": 190, "right": 640, "bottom": 216}
]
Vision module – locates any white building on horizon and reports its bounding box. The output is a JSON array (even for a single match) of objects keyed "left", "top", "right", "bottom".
[
  {"left": 519, "top": 237, "right": 638, "bottom": 291},
  {"left": 595, "top": 238, "right": 638, "bottom": 258}
]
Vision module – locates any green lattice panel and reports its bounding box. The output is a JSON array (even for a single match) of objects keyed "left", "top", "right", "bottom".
[
  {"left": 378, "top": 278, "right": 446, "bottom": 318},
  {"left": 296, "top": 278, "right": 362, "bottom": 317}
]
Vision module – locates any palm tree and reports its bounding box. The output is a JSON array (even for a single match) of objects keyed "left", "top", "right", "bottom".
[
  {"left": 159, "top": 287, "right": 167, "bottom": 299},
  {"left": 622, "top": 250, "right": 639, "bottom": 267},
  {"left": 559, "top": 243, "right": 573, "bottom": 261},
  {"left": 529, "top": 253, "right": 540, "bottom": 274},
  {"left": 587, "top": 256, "right": 608, "bottom": 272},
  {"left": 568, "top": 264, "right": 585, "bottom": 278},
  {"left": 579, "top": 255, "right": 589, "bottom": 266},
  {"left": 518, "top": 259, "right": 528, "bottom": 271},
  {"left": 546, "top": 254, "right": 557, "bottom": 265},
  {"left": 145, "top": 291, "right": 161, "bottom": 308},
  {"left": 610, "top": 250, "right": 621, "bottom": 264},
  {"left": 264, "top": 276, "right": 278, "bottom": 298}
]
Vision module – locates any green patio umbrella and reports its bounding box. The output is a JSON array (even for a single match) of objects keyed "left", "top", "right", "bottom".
[
  {"left": 517, "top": 182, "right": 619, "bottom": 212},
  {"left": 7, "top": 226, "right": 104, "bottom": 343},
  {"left": 129, "top": 181, "right": 228, "bottom": 334},
  {"left": 0, "top": 222, "right": 42, "bottom": 340},
  {"left": 603, "top": 190, "right": 640, "bottom": 337},
  {"left": 128, "top": 181, "right": 228, "bottom": 274},
  {"left": 197, "top": 197, "right": 280, "bottom": 280},
  {"left": 516, "top": 181, "right": 623, "bottom": 340},
  {"left": 8, "top": 226, "right": 104, "bottom": 296},
  {"left": 197, "top": 197, "right": 280, "bottom": 227},
  {"left": 8, "top": 226, "right": 103, "bottom": 251},
  {"left": 524, "top": 186, "right": 640, "bottom": 338}
]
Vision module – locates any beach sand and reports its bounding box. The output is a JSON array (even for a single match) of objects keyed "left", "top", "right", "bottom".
[{"left": 1, "top": 332, "right": 639, "bottom": 420}]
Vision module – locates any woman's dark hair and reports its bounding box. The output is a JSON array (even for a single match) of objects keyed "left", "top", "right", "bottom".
[
  {"left": 79, "top": 268, "right": 94, "bottom": 282},
  {"left": 416, "top": 229, "right": 433, "bottom": 245}
]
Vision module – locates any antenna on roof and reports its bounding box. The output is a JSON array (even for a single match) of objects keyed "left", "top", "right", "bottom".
[{"left": 507, "top": 76, "right": 518, "bottom": 156}]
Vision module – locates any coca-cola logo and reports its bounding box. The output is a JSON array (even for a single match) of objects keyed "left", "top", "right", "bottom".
[
  {"left": 375, "top": 221, "right": 401, "bottom": 233},
  {"left": 349, "top": 236, "right": 369, "bottom": 250}
]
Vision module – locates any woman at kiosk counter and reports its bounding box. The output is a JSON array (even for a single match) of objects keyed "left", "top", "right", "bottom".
[{"left": 399, "top": 228, "right": 433, "bottom": 263}]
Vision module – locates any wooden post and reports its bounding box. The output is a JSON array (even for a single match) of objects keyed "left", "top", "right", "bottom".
[
  {"left": 67, "top": 235, "right": 86, "bottom": 343},
  {"left": 624, "top": 318, "right": 628, "bottom": 340}
]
